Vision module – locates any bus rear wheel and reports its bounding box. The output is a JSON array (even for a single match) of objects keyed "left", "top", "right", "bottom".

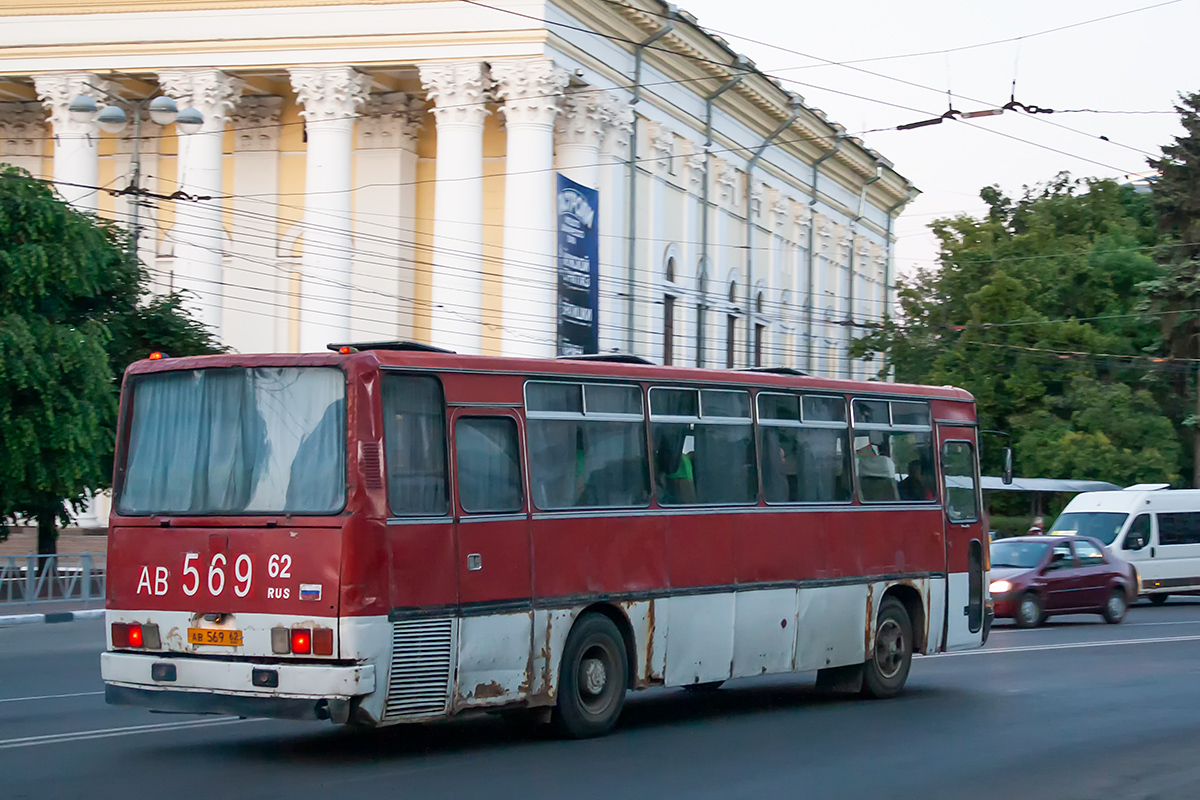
[
  {"left": 862, "top": 597, "right": 913, "bottom": 699},
  {"left": 553, "top": 613, "right": 628, "bottom": 739}
]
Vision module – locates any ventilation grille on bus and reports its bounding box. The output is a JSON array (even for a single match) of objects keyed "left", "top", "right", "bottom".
[
  {"left": 360, "top": 442, "right": 383, "bottom": 490},
  {"left": 383, "top": 618, "right": 454, "bottom": 720}
]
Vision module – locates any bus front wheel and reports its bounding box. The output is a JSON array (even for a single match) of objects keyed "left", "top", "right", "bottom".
[
  {"left": 862, "top": 597, "right": 913, "bottom": 699},
  {"left": 553, "top": 613, "right": 628, "bottom": 738}
]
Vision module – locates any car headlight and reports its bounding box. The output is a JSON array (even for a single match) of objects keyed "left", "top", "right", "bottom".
[{"left": 989, "top": 580, "right": 1012, "bottom": 594}]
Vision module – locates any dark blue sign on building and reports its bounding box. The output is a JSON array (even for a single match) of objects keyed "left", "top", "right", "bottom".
[{"left": 555, "top": 173, "right": 600, "bottom": 356}]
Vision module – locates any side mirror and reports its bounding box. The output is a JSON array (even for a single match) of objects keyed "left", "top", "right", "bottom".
[
  {"left": 1124, "top": 533, "right": 1147, "bottom": 551},
  {"left": 1002, "top": 448, "right": 1014, "bottom": 486}
]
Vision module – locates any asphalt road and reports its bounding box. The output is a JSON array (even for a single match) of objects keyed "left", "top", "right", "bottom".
[{"left": 5, "top": 601, "right": 1200, "bottom": 800}]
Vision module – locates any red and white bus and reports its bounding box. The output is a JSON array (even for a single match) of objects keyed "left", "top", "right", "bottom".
[{"left": 101, "top": 343, "right": 989, "bottom": 737}]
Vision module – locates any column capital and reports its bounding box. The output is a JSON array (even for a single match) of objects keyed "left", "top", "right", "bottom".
[
  {"left": 159, "top": 68, "right": 243, "bottom": 132},
  {"left": 33, "top": 72, "right": 110, "bottom": 135},
  {"left": 646, "top": 121, "right": 675, "bottom": 173},
  {"left": 0, "top": 101, "right": 45, "bottom": 157},
  {"left": 419, "top": 62, "right": 490, "bottom": 127},
  {"left": 554, "top": 86, "right": 609, "bottom": 149},
  {"left": 230, "top": 95, "right": 283, "bottom": 152},
  {"left": 492, "top": 59, "right": 568, "bottom": 128},
  {"left": 289, "top": 66, "right": 369, "bottom": 124},
  {"left": 599, "top": 95, "right": 633, "bottom": 158},
  {"left": 357, "top": 91, "right": 424, "bottom": 151}
]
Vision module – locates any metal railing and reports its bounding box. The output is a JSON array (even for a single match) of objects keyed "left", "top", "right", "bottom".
[{"left": 0, "top": 553, "right": 106, "bottom": 605}]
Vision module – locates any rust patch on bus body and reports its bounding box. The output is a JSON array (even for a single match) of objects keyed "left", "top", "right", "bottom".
[
  {"left": 864, "top": 582, "right": 876, "bottom": 656},
  {"left": 472, "top": 680, "right": 507, "bottom": 700}
]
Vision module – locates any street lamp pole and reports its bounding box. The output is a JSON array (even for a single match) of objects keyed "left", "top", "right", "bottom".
[{"left": 67, "top": 86, "right": 203, "bottom": 265}]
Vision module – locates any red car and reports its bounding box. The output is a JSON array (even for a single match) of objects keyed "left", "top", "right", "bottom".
[{"left": 989, "top": 535, "right": 1136, "bottom": 628}]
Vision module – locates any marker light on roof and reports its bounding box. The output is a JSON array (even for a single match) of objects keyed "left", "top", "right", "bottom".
[
  {"left": 338, "top": 346, "right": 356, "bottom": 355},
  {"left": 148, "top": 352, "right": 165, "bottom": 360}
]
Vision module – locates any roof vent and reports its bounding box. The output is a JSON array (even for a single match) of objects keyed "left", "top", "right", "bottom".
[
  {"left": 558, "top": 353, "right": 655, "bottom": 365},
  {"left": 737, "top": 367, "right": 807, "bottom": 376},
  {"left": 1123, "top": 483, "right": 1170, "bottom": 491},
  {"left": 326, "top": 341, "right": 455, "bottom": 354}
]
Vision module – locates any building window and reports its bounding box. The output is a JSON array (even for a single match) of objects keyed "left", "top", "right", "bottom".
[
  {"left": 663, "top": 295, "right": 675, "bottom": 366},
  {"left": 754, "top": 322, "right": 765, "bottom": 367},
  {"left": 696, "top": 268, "right": 708, "bottom": 368},
  {"left": 726, "top": 314, "right": 737, "bottom": 369}
]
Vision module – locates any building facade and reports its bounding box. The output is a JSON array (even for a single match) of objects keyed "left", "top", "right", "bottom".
[{"left": 0, "top": 0, "right": 918, "bottom": 380}]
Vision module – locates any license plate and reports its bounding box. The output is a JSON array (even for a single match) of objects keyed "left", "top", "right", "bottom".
[{"left": 187, "top": 628, "right": 243, "bottom": 647}]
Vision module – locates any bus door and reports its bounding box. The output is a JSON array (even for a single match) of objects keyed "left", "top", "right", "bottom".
[
  {"left": 937, "top": 425, "right": 985, "bottom": 650},
  {"left": 450, "top": 408, "right": 533, "bottom": 706}
]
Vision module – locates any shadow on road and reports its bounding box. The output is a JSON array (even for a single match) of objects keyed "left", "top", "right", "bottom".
[{"left": 150, "top": 680, "right": 964, "bottom": 765}]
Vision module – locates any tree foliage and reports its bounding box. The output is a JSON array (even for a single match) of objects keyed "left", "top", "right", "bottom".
[
  {"left": 853, "top": 172, "right": 1181, "bottom": 487},
  {"left": 0, "top": 167, "right": 222, "bottom": 551}
]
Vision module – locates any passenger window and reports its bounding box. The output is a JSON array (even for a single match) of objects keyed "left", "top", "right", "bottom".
[
  {"left": 942, "top": 441, "right": 978, "bottom": 522},
  {"left": 382, "top": 374, "right": 448, "bottom": 516},
  {"left": 1157, "top": 512, "right": 1200, "bottom": 545},
  {"left": 455, "top": 417, "right": 523, "bottom": 514},
  {"left": 525, "top": 382, "right": 649, "bottom": 510},
  {"left": 1074, "top": 541, "right": 1106, "bottom": 566},
  {"left": 758, "top": 393, "right": 851, "bottom": 503},
  {"left": 651, "top": 387, "right": 756, "bottom": 505},
  {"left": 1124, "top": 514, "right": 1151, "bottom": 551},
  {"left": 1047, "top": 543, "right": 1075, "bottom": 570},
  {"left": 852, "top": 399, "right": 935, "bottom": 503}
]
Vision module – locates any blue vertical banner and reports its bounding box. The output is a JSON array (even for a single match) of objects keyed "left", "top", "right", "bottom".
[{"left": 555, "top": 173, "right": 600, "bottom": 356}]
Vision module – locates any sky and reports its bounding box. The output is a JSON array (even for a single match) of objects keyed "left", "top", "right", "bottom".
[{"left": 675, "top": 0, "right": 1200, "bottom": 281}]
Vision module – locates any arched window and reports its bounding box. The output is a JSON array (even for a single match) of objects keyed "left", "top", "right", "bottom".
[
  {"left": 696, "top": 267, "right": 708, "bottom": 368},
  {"left": 663, "top": 255, "right": 678, "bottom": 366},
  {"left": 665, "top": 257, "right": 676, "bottom": 283}
]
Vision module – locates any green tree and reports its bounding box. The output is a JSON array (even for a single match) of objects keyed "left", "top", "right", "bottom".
[
  {"left": 853, "top": 174, "right": 1179, "bottom": 487},
  {"left": 0, "top": 166, "right": 222, "bottom": 553},
  {"left": 1140, "top": 91, "right": 1200, "bottom": 486}
]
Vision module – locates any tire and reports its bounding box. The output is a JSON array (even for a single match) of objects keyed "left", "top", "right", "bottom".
[
  {"left": 1102, "top": 588, "right": 1128, "bottom": 624},
  {"left": 553, "top": 614, "right": 628, "bottom": 739},
  {"left": 1149, "top": 593, "right": 1169, "bottom": 606},
  {"left": 862, "top": 597, "right": 913, "bottom": 699},
  {"left": 1016, "top": 592, "right": 1043, "bottom": 628}
]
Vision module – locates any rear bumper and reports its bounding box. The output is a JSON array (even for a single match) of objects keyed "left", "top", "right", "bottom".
[{"left": 102, "top": 651, "right": 375, "bottom": 721}]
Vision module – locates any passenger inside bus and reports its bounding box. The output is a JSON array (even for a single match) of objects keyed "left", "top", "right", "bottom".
[{"left": 897, "top": 458, "right": 936, "bottom": 501}]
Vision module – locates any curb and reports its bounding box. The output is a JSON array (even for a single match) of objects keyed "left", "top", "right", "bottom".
[{"left": 0, "top": 608, "right": 105, "bottom": 628}]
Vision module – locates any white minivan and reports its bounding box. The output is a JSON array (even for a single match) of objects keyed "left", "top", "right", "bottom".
[{"left": 1050, "top": 486, "right": 1200, "bottom": 604}]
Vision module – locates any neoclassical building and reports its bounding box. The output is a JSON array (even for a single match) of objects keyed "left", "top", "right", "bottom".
[{"left": 0, "top": 0, "right": 917, "bottom": 379}]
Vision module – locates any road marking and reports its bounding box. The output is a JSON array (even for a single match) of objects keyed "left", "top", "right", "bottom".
[
  {"left": 0, "top": 691, "right": 104, "bottom": 704},
  {"left": 993, "top": 619, "right": 1200, "bottom": 632},
  {"left": 935, "top": 633, "right": 1200, "bottom": 657},
  {"left": 0, "top": 717, "right": 261, "bottom": 750}
]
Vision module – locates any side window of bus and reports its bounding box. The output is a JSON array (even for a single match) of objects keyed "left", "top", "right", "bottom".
[
  {"left": 524, "top": 382, "right": 650, "bottom": 510},
  {"left": 455, "top": 417, "right": 523, "bottom": 514},
  {"left": 942, "top": 441, "right": 978, "bottom": 522},
  {"left": 758, "top": 393, "right": 851, "bottom": 503},
  {"left": 851, "top": 399, "right": 934, "bottom": 504},
  {"left": 1157, "top": 512, "right": 1200, "bottom": 545},
  {"left": 381, "top": 374, "right": 449, "bottom": 516},
  {"left": 650, "top": 387, "right": 756, "bottom": 505},
  {"left": 1124, "top": 514, "right": 1151, "bottom": 550}
]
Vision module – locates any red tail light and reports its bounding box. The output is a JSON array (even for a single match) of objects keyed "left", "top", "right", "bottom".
[
  {"left": 291, "top": 628, "right": 312, "bottom": 655},
  {"left": 313, "top": 627, "right": 334, "bottom": 656},
  {"left": 112, "top": 622, "right": 145, "bottom": 648}
]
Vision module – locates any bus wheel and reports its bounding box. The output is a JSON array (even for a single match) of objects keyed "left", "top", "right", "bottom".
[
  {"left": 553, "top": 614, "right": 628, "bottom": 738},
  {"left": 1149, "top": 594, "right": 1169, "bottom": 606},
  {"left": 862, "top": 597, "right": 913, "bottom": 699}
]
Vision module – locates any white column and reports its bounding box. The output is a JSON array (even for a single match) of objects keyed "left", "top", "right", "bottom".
[
  {"left": 491, "top": 59, "right": 569, "bottom": 357},
  {"left": 352, "top": 92, "right": 423, "bottom": 342},
  {"left": 420, "top": 62, "right": 489, "bottom": 355},
  {"left": 289, "top": 66, "right": 369, "bottom": 353},
  {"left": 33, "top": 73, "right": 107, "bottom": 211},
  {"left": 554, "top": 87, "right": 606, "bottom": 189},
  {"left": 597, "top": 97, "right": 632, "bottom": 355},
  {"left": 160, "top": 69, "right": 242, "bottom": 336},
  {"left": 228, "top": 95, "right": 284, "bottom": 353}
]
